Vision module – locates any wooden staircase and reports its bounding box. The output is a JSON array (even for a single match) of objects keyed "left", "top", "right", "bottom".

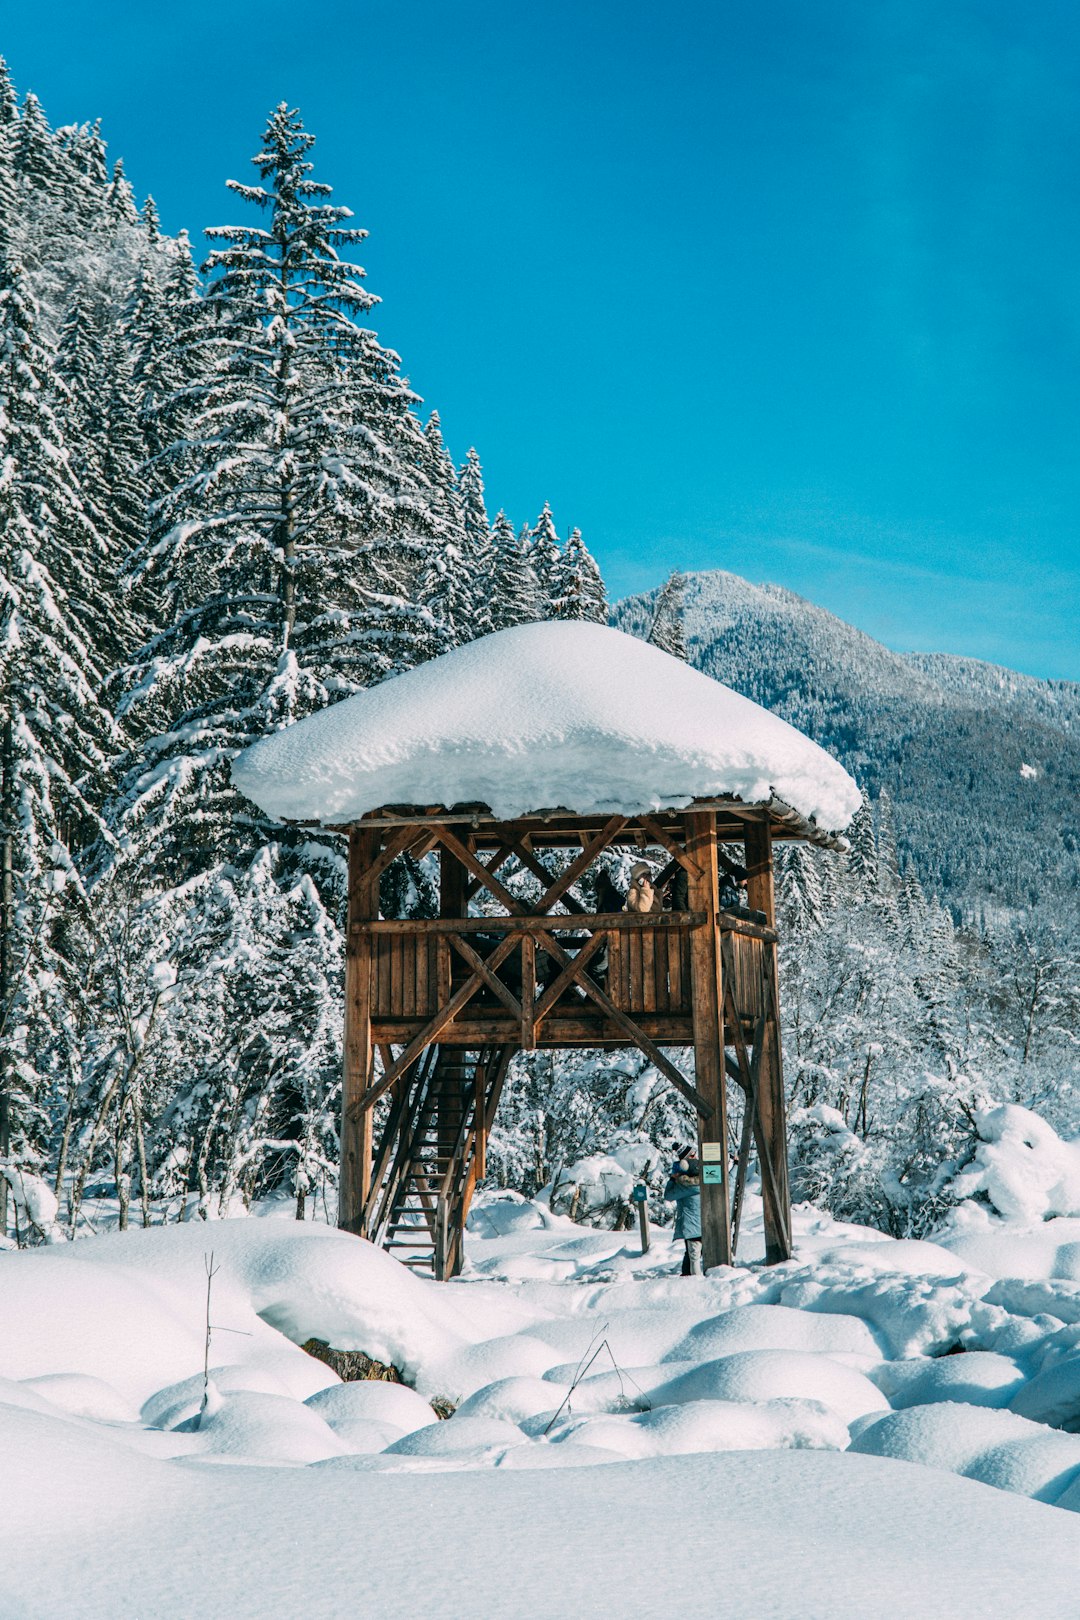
[{"left": 364, "top": 1045, "right": 512, "bottom": 1277}]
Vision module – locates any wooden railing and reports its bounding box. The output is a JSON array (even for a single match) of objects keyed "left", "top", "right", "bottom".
[{"left": 360, "top": 910, "right": 776, "bottom": 1030}]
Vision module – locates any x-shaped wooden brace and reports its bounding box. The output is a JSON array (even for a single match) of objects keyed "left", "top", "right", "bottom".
[
  {"left": 350, "top": 930, "right": 522, "bottom": 1116},
  {"left": 533, "top": 928, "right": 712, "bottom": 1119},
  {"left": 438, "top": 816, "right": 629, "bottom": 919}
]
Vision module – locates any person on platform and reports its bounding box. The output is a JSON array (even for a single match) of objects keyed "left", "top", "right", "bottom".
[
  {"left": 624, "top": 860, "right": 664, "bottom": 914},
  {"left": 664, "top": 1146, "right": 702, "bottom": 1275}
]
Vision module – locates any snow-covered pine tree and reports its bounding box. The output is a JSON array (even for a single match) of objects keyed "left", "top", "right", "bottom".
[
  {"left": 552, "top": 527, "right": 607, "bottom": 623},
  {"left": 646, "top": 570, "right": 687, "bottom": 659},
  {"left": 526, "top": 501, "right": 563, "bottom": 612},
  {"left": 419, "top": 412, "right": 472, "bottom": 647},
  {"left": 490, "top": 509, "right": 542, "bottom": 628},
  {"left": 105, "top": 105, "right": 445, "bottom": 1209},
  {"left": 0, "top": 61, "right": 17, "bottom": 254},
  {"left": 0, "top": 257, "right": 118, "bottom": 1217},
  {"left": 458, "top": 446, "right": 496, "bottom": 638},
  {"left": 846, "top": 793, "right": 879, "bottom": 893},
  {"left": 116, "top": 101, "right": 438, "bottom": 874},
  {"left": 53, "top": 292, "right": 148, "bottom": 665},
  {"left": 104, "top": 158, "right": 137, "bottom": 225}
]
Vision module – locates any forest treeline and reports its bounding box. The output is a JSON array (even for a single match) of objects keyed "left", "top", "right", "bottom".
[{"left": 0, "top": 63, "right": 1075, "bottom": 1244}]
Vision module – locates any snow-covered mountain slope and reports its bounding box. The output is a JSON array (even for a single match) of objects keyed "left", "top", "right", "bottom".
[{"left": 615, "top": 571, "right": 1080, "bottom": 923}]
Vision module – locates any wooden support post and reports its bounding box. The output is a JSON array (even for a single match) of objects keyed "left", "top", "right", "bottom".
[
  {"left": 438, "top": 846, "right": 468, "bottom": 1177},
  {"left": 744, "top": 812, "right": 776, "bottom": 924},
  {"left": 685, "top": 811, "right": 732, "bottom": 1270},
  {"left": 340, "top": 828, "right": 378, "bottom": 1235},
  {"left": 743, "top": 816, "right": 792, "bottom": 1263}
]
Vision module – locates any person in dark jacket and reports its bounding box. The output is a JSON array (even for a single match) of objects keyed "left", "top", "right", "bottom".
[{"left": 664, "top": 1145, "right": 702, "bottom": 1275}]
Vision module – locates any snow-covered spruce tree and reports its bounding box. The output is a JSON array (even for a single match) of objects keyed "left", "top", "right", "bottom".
[
  {"left": 0, "top": 61, "right": 17, "bottom": 255},
  {"left": 491, "top": 509, "right": 542, "bottom": 628},
  {"left": 419, "top": 412, "right": 472, "bottom": 648},
  {"left": 116, "top": 102, "right": 438, "bottom": 874},
  {"left": 0, "top": 257, "right": 118, "bottom": 1229},
  {"left": 458, "top": 447, "right": 497, "bottom": 638},
  {"left": 54, "top": 292, "right": 149, "bottom": 665},
  {"left": 551, "top": 527, "right": 607, "bottom": 623},
  {"left": 646, "top": 570, "right": 687, "bottom": 659},
  {"left": 107, "top": 105, "right": 440, "bottom": 1208},
  {"left": 526, "top": 501, "right": 563, "bottom": 612}
]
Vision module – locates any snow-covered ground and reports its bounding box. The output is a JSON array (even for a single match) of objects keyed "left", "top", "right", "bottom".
[{"left": 5, "top": 1150, "right": 1080, "bottom": 1618}]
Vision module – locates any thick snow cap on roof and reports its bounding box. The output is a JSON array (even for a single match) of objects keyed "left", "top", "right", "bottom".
[{"left": 232, "top": 622, "right": 861, "bottom": 832}]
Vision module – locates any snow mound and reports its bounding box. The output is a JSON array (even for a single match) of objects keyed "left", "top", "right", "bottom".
[
  {"left": 194, "top": 1390, "right": 346, "bottom": 1465},
  {"left": 232, "top": 621, "right": 860, "bottom": 830},
  {"left": 304, "top": 1380, "right": 437, "bottom": 1434},
  {"left": 944, "top": 1106, "right": 1080, "bottom": 1227},
  {"left": 647, "top": 1349, "right": 889, "bottom": 1426},
  {"left": 872, "top": 1352, "right": 1025, "bottom": 1411},
  {"left": 1009, "top": 1356, "right": 1080, "bottom": 1430},
  {"left": 852, "top": 1402, "right": 1080, "bottom": 1504},
  {"left": 553, "top": 1396, "right": 849, "bottom": 1459},
  {"left": 665, "top": 1302, "right": 883, "bottom": 1361}
]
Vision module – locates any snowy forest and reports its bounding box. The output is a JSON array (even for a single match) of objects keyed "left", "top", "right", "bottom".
[{"left": 1, "top": 62, "right": 1076, "bottom": 1247}]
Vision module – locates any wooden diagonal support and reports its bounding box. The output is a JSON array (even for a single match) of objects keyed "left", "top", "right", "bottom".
[
  {"left": 464, "top": 844, "right": 513, "bottom": 900},
  {"left": 529, "top": 815, "right": 628, "bottom": 915},
  {"left": 353, "top": 932, "right": 522, "bottom": 1113},
  {"left": 499, "top": 836, "right": 586, "bottom": 915},
  {"left": 638, "top": 816, "right": 704, "bottom": 879},
  {"left": 434, "top": 825, "right": 529, "bottom": 915},
  {"left": 448, "top": 933, "right": 523, "bottom": 1019},
  {"left": 532, "top": 929, "right": 609, "bottom": 1024},
  {"left": 366, "top": 825, "right": 427, "bottom": 886},
  {"left": 536, "top": 929, "right": 712, "bottom": 1118}
]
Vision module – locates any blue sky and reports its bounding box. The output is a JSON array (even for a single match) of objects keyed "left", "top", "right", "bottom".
[{"left": 5, "top": 1, "right": 1078, "bottom": 679}]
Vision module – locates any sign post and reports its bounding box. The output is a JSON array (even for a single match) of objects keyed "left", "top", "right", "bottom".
[{"left": 631, "top": 1182, "right": 650, "bottom": 1254}]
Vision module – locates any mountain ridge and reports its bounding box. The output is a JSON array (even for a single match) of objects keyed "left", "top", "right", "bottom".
[{"left": 613, "top": 569, "right": 1080, "bottom": 923}]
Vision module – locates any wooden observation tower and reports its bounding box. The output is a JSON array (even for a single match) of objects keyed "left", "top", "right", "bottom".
[{"left": 233, "top": 623, "right": 858, "bottom": 1278}]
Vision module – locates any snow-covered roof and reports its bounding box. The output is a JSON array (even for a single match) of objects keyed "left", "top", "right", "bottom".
[{"left": 232, "top": 622, "right": 861, "bottom": 832}]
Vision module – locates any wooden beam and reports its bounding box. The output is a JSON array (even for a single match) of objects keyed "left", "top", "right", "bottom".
[
  {"left": 355, "top": 933, "right": 521, "bottom": 1112},
  {"left": 754, "top": 956, "right": 793, "bottom": 1262},
  {"left": 686, "top": 810, "right": 733, "bottom": 1269},
  {"left": 370, "top": 1013, "right": 698, "bottom": 1045},
  {"left": 529, "top": 815, "right": 628, "bottom": 914},
  {"left": 535, "top": 929, "right": 712, "bottom": 1118},
  {"left": 532, "top": 928, "right": 610, "bottom": 1024},
  {"left": 435, "top": 825, "right": 529, "bottom": 915},
  {"left": 354, "top": 911, "right": 706, "bottom": 935},
  {"left": 448, "top": 934, "right": 523, "bottom": 1020},
  {"left": 464, "top": 844, "right": 513, "bottom": 900},
  {"left": 366, "top": 825, "right": 424, "bottom": 887},
  {"left": 520, "top": 934, "right": 536, "bottom": 1049},
  {"left": 340, "top": 828, "right": 378, "bottom": 1235},
  {"left": 744, "top": 814, "right": 776, "bottom": 927},
  {"left": 638, "top": 815, "right": 704, "bottom": 879}
]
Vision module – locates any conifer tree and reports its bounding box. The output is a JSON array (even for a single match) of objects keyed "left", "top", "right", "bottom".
[
  {"left": 0, "top": 258, "right": 118, "bottom": 1192},
  {"left": 0, "top": 61, "right": 17, "bottom": 253},
  {"left": 552, "top": 527, "right": 607, "bottom": 623},
  {"left": 526, "top": 502, "right": 563, "bottom": 611},
  {"left": 646, "top": 570, "right": 687, "bottom": 659},
  {"left": 491, "top": 510, "right": 542, "bottom": 628},
  {"left": 458, "top": 447, "right": 496, "bottom": 637},
  {"left": 104, "top": 158, "right": 137, "bottom": 224},
  {"left": 846, "top": 794, "right": 879, "bottom": 894},
  {"left": 117, "top": 101, "right": 438, "bottom": 879}
]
